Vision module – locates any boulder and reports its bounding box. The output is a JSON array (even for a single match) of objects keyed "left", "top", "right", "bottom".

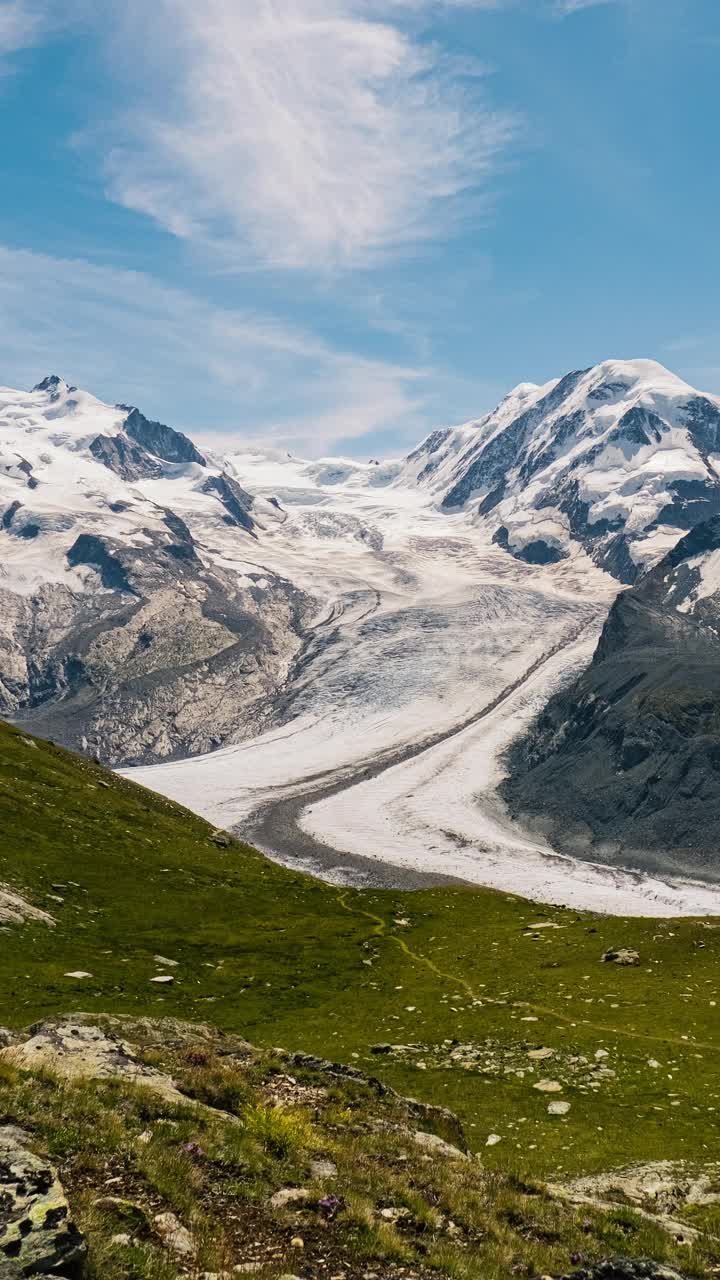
[
  {"left": 0, "top": 1125, "right": 86, "bottom": 1277},
  {"left": 153, "top": 1212, "right": 196, "bottom": 1258},
  {"left": 413, "top": 1131, "right": 468, "bottom": 1160},
  {"left": 602, "top": 949, "right": 640, "bottom": 967},
  {"left": 0, "top": 1020, "right": 183, "bottom": 1104}
]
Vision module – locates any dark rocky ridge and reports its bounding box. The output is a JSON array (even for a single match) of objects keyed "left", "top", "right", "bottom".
[
  {"left": 502, "top": 517, "right": 720, "bottom": 878},
  {"left": 121, "top": 405, "right": 206, "bottom": 466}
]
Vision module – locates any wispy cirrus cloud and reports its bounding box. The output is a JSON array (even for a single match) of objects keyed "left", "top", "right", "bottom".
[
  {"left": 0, "top": 0, "right": 46, "bottom": 60},
  {"left": 0, "top": 244, "right": 433, "bottom": 452},
  {"left": 553, "top": 0, "right": 618, "bottom": 13},
  {"left": 85, "top": 0, "right": 516, "bottom": 271}
]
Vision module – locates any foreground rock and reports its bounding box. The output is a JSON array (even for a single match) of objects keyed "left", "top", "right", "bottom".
[
  {"left": 557, "top": 1260, "right": 689, "bottom": 1280},
  {"left": 0, "top": 1019, "right": 184, "bottom": 1104},
  {"left": 0, "top": 1125, "right": 85, "bottom": 1278}
]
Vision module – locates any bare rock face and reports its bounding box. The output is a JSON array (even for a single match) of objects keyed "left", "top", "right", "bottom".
[
  {"left": 0, "top": 1126, "right": 86, "bottom": 1278},
  {"left": 502, "top": 516, "right": 720, "bottom": 878},
  {"left": 1, "top": 544, "right": 312, "bottom": 766}
]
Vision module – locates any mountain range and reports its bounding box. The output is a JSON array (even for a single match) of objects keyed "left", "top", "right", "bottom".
[{"left": 3, "top": 358, "right": 720, "bottom": 885}]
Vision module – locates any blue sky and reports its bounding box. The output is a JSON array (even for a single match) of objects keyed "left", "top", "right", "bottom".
[{"left": 1, "top": 0, "right": 719, "bottom": 456}]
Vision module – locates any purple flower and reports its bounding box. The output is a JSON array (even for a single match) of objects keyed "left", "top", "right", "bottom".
[
  {"left": 181, "top": 1142, "right": 205, "bottom": 1159},
  {"left": 318, "top": 1194, "right": 345, "bottom": 1221}
]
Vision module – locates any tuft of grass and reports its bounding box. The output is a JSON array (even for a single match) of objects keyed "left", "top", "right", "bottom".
[
  {"left": 242, "top": 1101, "right": 315, "bottom": 1160},
  {"left": 174, "top": 1056, "right": 252, "bottom": 1115}
]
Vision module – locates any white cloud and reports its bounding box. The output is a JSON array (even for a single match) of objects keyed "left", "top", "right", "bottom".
[
  {"left": 83, "top": 0, "right": 516, "bottom": 270},
  {"left": 553, "top": 0, "right": 618, "bottom": 13},
  {"left": 0, "top": 0, "right": 45, "bottom": 56},
  {"left": 0, "top": 245, "right": 430, "bottom": 453}
]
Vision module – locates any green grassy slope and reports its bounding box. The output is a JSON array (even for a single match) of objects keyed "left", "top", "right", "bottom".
[{"left": 2, "top": 719, "right": 720, "bottom": 1185}]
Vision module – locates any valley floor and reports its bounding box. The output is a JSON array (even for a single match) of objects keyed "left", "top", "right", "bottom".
[{"left": 126, "top": 466, "right": 720, "bottom": 917}]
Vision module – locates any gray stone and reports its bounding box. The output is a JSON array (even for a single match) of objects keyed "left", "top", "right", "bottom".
[
  {"left": 548, "top": 1100, "right": 571, "bottom": 1116},
  {"left": 153, "top": 1211, "right": 196, "bottom": 1258},
  {"left": 268, "top": 1187, "right": 312, "bottom": 1210},
  {"left": 602, "top": 949, "right": 640, "bottom": 967},
  {"left": 413, "top": 1131, "right": 468, "bottom": 1160},
  {"left": 0, "top": 1125, "right": 86, "bottom": 1278}
]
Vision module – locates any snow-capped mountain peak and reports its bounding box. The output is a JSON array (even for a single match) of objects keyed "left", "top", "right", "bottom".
[
  {"left": 401, "top": 357, "right": 720, "bottom": 582},
  {"left": 0, "top": 376, "right": 266, "bottom": 595}
]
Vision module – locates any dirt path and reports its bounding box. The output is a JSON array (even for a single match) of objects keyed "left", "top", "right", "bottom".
[{"left": 334, "top": 891, "right": 720, "bottom": 1055}]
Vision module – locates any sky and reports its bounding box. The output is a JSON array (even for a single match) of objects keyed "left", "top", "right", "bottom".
[{"left": 0, "top": 0, "right": 719, "bottom": 457}]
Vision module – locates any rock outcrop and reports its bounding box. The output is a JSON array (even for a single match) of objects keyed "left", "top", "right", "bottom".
[
  {"left": 502, "top": 517, "right": 720, "bottom": 876},
  {"left": 0, "top": 1125, "right": 86, "bottom": 1278}
]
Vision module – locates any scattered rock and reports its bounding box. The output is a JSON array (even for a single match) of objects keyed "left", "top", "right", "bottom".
[
  {"left": 528, "top": 1047, "right": 555, "bottom": 1061},
  {"left": 548, "top": 1101, "right": 571, "bottom": 1116},
  {"left": 64, "top": 971, "right": 93, "bottom": 979},
  {"left": 486, "top": 1134, "right": 502, "bottom": 1146},
  {"left": 210, "top": 829, "right": 232, "bottom": 847},
  {"left": 310, "top": 1158, "right": 338, "bottom": 1179},
  {"left": 534, "top": 1080, "right": 563, "bottom": 1093},
  {"left": 0, "top": 1124, "right": 86, "bottom": 1276},
  {"left": 268, "top": 1187, "right": 312, "bottom": 1210},
  {"left": 153, "top": 1211, "right": 196, "bottom": 1258},
  {"left": 110, "top": 1232, "right": 131, "bottom": 1246},
  {"left": 602, "top": 948, "right": 640, "bottom": 967},
  {"left": 154, "top": 955, "right": 179, "bottom": 967},
  {"left": 413, "top": 1130, "right": 468, "bottom": 1160},
  {"left": 379, "top": 1207, "right": 408, "bottom": 1222},
  {"left": 150, "top": 975, "right": 175, "bottom": 984}
]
